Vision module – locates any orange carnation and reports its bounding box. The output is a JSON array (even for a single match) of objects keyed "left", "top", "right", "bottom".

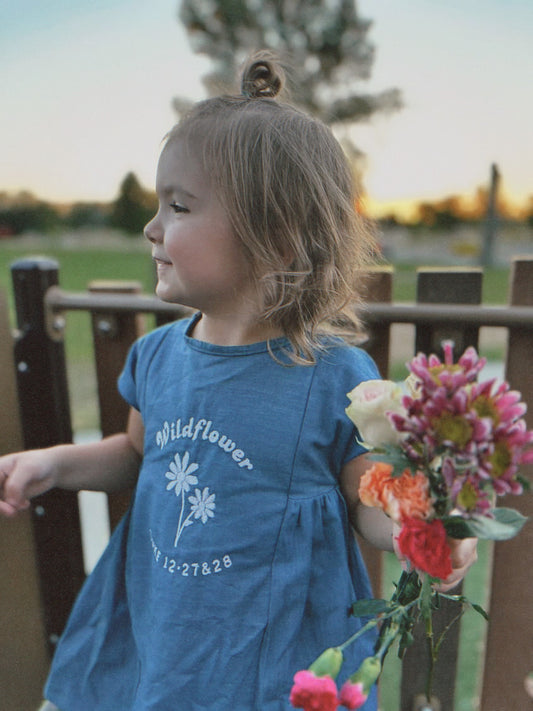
[
  {"left": 359, "top": 462, "right": 434, "bottom": 523},
  {"left": 390, "top": 470, "right": 434, "bottom": 522},
  {"left": 358, "top": 462, "right": 395, "bottom": 510}
]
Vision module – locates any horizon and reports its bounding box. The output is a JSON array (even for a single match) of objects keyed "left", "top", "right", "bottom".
[{"left": 2, "top": 0, "right": 532, "bottom": 215}]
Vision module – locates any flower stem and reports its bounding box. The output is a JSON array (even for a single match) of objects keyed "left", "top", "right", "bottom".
[
  {"left": 174, "top": 488, "right": 185, "bottom": 547},
  {"left": 425, "top": 609, "right": 436, "bottom": 702}
]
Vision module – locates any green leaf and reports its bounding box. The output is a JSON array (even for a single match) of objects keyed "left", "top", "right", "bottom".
[
  {"left": 436, "top": 594, "right": 489, "bottom": 621},
  {"left": 443, "top": 508, "right": 529, "bottom": 541},
  {"left": 368, "top": 446, "right": 415, "bottom": 477},
  {"left": 398, "top": 629, "right": 414, "bottom": 659},
  {"left": 442, "top": 516, "right": 477, "bottom": 539},
  {"left": 517, "top": 474, "right": 531, "bottom": 492},
  {"left": 351, "top": 599, "right": 393, "bottom": 617},
  {"left": 471, "top": 603, "right": 489, "bottom": 621}
]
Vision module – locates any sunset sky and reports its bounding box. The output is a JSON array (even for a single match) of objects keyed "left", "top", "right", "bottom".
[{"left": 2, "top": 0, "right": 532, "bottom": 216}]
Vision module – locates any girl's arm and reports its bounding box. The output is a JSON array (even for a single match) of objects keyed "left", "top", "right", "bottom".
[
  {"left": 340, "top": 454, "right": 478, "bottom": 592},
  {"left": 0, "top": 407, "right": 144, "bottom": 517},
  {"left": 340, "top": 454, "right": 396, "bottom": 551}
]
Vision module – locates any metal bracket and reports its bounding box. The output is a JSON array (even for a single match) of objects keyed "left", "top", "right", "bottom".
[
  {"left": 93, "top": 313, "right": 119, "bottom": 339},
  {"left": 45, "top": 308, "right": 66, "bottom": 342}
]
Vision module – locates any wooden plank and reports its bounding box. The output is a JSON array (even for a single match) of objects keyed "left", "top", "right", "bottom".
[
  {"left": 480, "top": 258, "right": 533, "bottom": 710},
  {"left": 400, "top": 268, "right": 483, "bottom": 711},
  {"left": 0, "top": 287, "right": 50, "bottom": 710},
  {"left": 88, "top": 281, "right": 144, "bottom": 530},
  {"left": 362, "top": 266, "right": 393, "bottom": 379},
  {"left": 414, "top": 267, "right": 483, "bottom": 356}
]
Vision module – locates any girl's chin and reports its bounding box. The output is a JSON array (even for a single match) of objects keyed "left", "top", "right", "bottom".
[{"left": 155, "top": 282, "right": 191, "bottom": 308}]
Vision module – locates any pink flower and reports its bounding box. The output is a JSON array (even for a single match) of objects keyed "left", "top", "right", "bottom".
[
  {"left": 290, "top": 670, "right": 339, "bottom": 711},
  {"left": 447, "top": 473, "right": 492, "bottom": 516},
  {"left": 338, "top": 680, "right": 367, "bottom": 709}
]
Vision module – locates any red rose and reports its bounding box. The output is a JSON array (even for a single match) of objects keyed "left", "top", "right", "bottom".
[{"left": 397, "top": 517, "right": 453, "bottom": 581}]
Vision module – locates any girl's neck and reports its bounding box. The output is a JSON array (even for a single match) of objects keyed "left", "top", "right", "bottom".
[{"left": 191, "top": 313, "right": 284, "bottom": 346}]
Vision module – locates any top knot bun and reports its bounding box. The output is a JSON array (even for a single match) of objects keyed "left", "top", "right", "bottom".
[{"left": 240, "top": 51, "right": 285, "bottom": 99}]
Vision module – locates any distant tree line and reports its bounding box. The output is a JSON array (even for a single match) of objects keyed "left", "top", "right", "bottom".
[
  {"left": 379, "top": 190, "right": 533, "bottom": 231},
  {"left": 1, "top": 172, "right": 532, "bottom": 237},
  {"left": 0, "top": 172, "right": 157, "bottom": 237}
]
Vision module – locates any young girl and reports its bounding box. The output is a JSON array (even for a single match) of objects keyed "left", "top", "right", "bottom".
[{"left": 0, "top": 52, "right": 474, "bottom": 711}]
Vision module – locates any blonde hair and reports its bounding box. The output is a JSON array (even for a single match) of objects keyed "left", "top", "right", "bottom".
[{"left": 167, "top": 51, "right": 378, "bottom": 364}]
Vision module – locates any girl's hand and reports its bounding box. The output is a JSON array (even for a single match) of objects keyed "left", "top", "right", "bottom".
[
  {"left": 0, "top": 449, "right": 58, "bottom": 517},
  {"left": 393, "top": 528, "right": 478, "bottom": 592},
  {"left": 437, "top": 536, "right": 478, "bottom": 593}
]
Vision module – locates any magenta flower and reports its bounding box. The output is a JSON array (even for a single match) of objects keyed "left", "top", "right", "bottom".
[
  {"left": 388, "top": 341, "right": 533, "bottom": 508},
  {"left": 289, "top": 670, "right": 339, "bottom": 711},
  {"left": 446, "top": 473, "right": 492, "bottom": 516},
  {"left": 338, "top": 680, "right": 367, "bottom": 709}
]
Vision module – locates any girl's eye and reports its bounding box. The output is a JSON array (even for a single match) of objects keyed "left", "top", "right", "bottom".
[{"left": 169, "top": 202, "right": 189, "bottom": 214}]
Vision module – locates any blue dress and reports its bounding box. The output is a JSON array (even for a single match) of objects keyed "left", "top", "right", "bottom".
[{"left": 45, "top": 316, "right": 380, "bottom": 710}]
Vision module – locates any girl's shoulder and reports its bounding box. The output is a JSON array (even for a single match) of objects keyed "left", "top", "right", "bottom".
[
  {"left": 312, "top": 341, "right": 381, "bottom": 403},
  {"left": 317, "top": 340, "right": 379, "bottom": 378}
]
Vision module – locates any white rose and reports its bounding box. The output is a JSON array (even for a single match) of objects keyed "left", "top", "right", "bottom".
[{"left": 345, "top": 379, "right": 406, "bottom": 448}]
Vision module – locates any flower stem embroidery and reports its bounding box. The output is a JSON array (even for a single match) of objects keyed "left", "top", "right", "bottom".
[{"left": 164, "top": 451, "right": 216, "bottom": 548}]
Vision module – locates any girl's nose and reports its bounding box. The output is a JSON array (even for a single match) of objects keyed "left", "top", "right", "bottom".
[{"left": 144, "top": 213, "right": 162, "bottom": 244}]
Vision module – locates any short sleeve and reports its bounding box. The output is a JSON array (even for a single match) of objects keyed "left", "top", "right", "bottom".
[
  {"left": 117, "top": 340, "right": 141, "bottom": 411},
  {"left": 332, "top": 347, "right": 381, "bottom": 466}
]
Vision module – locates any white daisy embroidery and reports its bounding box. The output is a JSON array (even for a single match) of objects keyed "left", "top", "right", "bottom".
[
  {"left": 165, "top": 452, "right": 199, "bottom": 495},
  {"left": 189, "top": 487, "right": 216, "bottom": 524},
  {"left": 164, "top": 451, "right": 215, "bottom": 547}
]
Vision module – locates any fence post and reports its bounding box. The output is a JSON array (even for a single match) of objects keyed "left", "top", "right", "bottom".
[
  {"left": 0, "top": 286, "right": 50, "bottom": 710},
  {"left": 363, "top": 266, "right": 393, "bottom": 379},
  {"left": 88, "top": 280, "right": 145, "bottom": 530},
  {"left": 11, "top": 257, "right": 85, "bottom": 655},
  {"left": 400, "top": 268, "right": 483, "bottom": 711},
  {"left": 480, "top": 257, "right": 533, "bottom": 710},
  {"left": 414, "top": 267, "right": 483, "bottom": 356}
]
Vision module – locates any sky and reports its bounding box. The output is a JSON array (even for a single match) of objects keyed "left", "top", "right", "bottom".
[{"left": 1, "top": 0, "right": 532, "bottom": 216}]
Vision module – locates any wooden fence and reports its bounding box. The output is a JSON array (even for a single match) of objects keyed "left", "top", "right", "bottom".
[{"left": 1, "top": 257, "right": 532, "bottom": 711}]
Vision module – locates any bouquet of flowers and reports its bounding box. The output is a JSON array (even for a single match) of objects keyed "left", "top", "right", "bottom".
[{"left": 290, "top": 342, "right": 532, "bottom": 710}]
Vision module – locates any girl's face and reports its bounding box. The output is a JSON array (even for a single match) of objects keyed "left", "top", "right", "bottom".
[{"left": 145, "top": 138, "right": 257, "bottom": 320}]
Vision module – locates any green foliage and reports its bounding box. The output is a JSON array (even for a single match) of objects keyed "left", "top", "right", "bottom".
[
  {"left": 110, "top": 172, "right": 157, "bottom": 235},
  {"left": 443, "top": 508, "right": 528, "bottom": 541},
  {"left": 0, "top": 201, "right": 61, "bottom": 235},
  {"left": 177, "top": 0, "right": 402, "bottom": 130},
  {"left": 65, "top": 202, "right": 110, "bottom": 229}
]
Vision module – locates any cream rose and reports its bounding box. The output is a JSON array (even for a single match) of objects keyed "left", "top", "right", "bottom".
[{"left": 346, "top": 379, "right": 406, "bottom": 448}]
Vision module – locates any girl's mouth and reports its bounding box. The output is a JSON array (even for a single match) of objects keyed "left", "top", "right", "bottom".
[{"left": 153, "top": 256, "right": 172, "bottom": 267}]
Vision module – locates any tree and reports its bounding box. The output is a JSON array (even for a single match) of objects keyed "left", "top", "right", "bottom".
[
  {"left": 176, "top": 0, "right": 401, "bottom": 136},
  {"left": 111, "top": 172, "right": 157, "bottom": 235},
  {"left": 66, "top": 202, "right": 110, "bottom": 229},
  {"left": 0, "top": 193, "right": 61, "bottom": 235}
]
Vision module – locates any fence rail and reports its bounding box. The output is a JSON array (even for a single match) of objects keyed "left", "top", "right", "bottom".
[
  {"left": 45, "top": 285, "right": 533, "bottom": 328},
  {"left": 1, "top": 257, "right": 532, "bottom": 711}
]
